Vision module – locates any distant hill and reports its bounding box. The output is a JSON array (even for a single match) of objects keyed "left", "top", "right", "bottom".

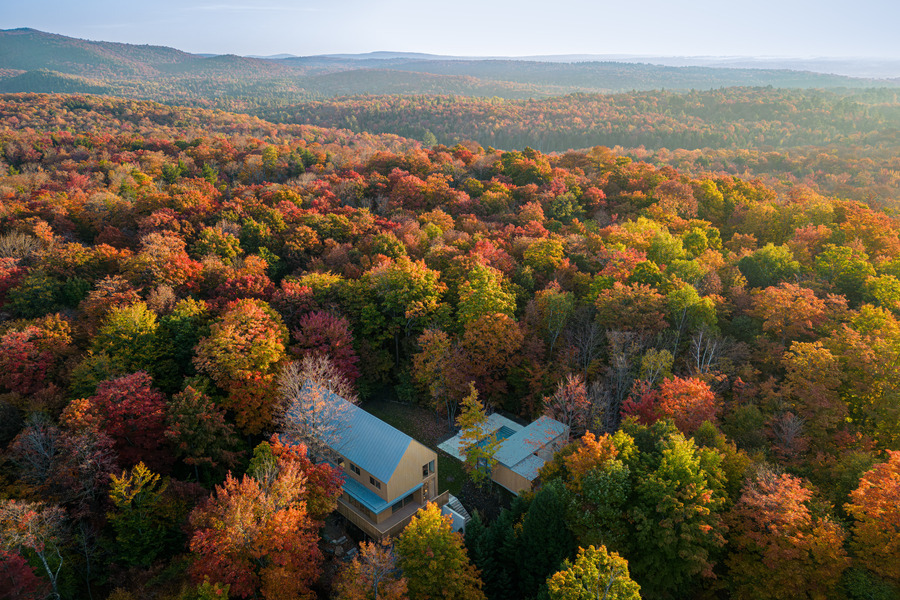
[
  {"left": 1, "top": 28, "right": 899, "bottom": 107},
  {"left": 0, "top": 28, "right": 196, "bottom": 77},
  {"left": 313, "top": 51, "right": 900, "bottom": 79}
]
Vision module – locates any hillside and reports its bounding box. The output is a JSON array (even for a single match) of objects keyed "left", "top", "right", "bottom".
[
  {"left": 2, "top": 28, "right": 899, "bottom": 107},
  {"left": 258, "top": 88, "right": 900, "bottom": 211}
]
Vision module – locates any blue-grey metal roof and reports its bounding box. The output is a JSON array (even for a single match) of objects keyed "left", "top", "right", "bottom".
[
  {"left": 303, "top": 381, "right": 414, "bottom": 483},
  {"left": 494, "top": 415, "right": 568, "bottom": 468},
  {"left": 344, "top": 477, "right": 422, "bottom": 515},
  {"left": 343, "top": 477, "right": 423, "bottom": 514},
  {"left": 437, "top": 413, "right": 523, "bottom": 461},
  {"left": 510, "top": 454, "right": 546, "bottom": 481}
]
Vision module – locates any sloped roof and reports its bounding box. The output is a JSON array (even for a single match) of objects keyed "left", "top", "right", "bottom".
[
  {"left": 510, "top": 454, "right": 546, "bottom": 481},
  {"left": 437, "top": 413, "right": 523, "bottom": 461},
  {"left": 494, "top": 415, "right": 568, "bottom": 468},
  {"left": 343, "top": 476, "right": 423, "bottom": 514},
  {"left": 301, "top": 381, "right": 414, "bottom": 483}
]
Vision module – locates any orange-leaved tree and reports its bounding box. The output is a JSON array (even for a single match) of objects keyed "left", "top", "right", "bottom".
[
  {"left": 332, "top": 537, "right": 408, "bottom": 600},
  {"left": 188, "top": 437, "right": 341, "bottom": 600},
  {"left": 846, "top": 450, "right": 900, "bottom": 583},
  {"left": 727, "top": 469, "right": 849, "bottom": 600}
]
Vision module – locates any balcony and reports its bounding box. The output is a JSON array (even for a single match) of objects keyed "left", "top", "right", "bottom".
[{"left": 337, "top": 490, "right": 450, "bottom": 538}]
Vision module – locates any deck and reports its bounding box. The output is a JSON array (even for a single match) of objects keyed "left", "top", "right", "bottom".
[{"left": 337, "top": 490, "right": 450, "bottom": 538}]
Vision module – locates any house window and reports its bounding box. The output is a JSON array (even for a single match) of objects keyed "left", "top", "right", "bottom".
[
  {"left": 422, "top": 460, "right": 435, "bottom": 478},
  {"left": 349, "top": 463, "right": 360, "bottom": 475},
  {"left": 422, "top": 464, "right": 428, "bottom": 478},
  {"left": 391, "top": 500, "right": 404, "bottom": 513},
  {"left": 369, "top": 476, "right": 381, "bottom": 489}
]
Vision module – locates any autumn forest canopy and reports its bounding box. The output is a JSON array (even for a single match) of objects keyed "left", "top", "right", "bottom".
[{"left": 1, "top": 27, "right": 900, "bottom": 600}]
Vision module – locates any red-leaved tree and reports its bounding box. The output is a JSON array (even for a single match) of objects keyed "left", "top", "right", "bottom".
[
  {"left": 290, "top": 310, "right": 360, "bottom": 384},
  {"left": 86, "top": 372, "right": 170, "bottom": 470}
]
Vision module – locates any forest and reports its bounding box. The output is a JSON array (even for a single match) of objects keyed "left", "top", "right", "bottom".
[
  {"left": 3, "top": 28, "right": 900, "bottom": 109},
  {"left": 1, "top": 85, "right": 900, "bottom": 600}
]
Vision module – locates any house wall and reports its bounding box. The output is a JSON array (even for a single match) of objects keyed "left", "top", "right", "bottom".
[
  {"left": 386, "top": 441, "right": 438, "bottom": 502},
  {"left": 492, "top": 463, "right": 533, "bottom": 495},
  {"left": 338, "top": 456, "right": 389, "bottom": 503}
]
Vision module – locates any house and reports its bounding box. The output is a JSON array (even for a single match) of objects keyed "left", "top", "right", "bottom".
[
  {"left": 438, "top": 413, "right": 569, "bottom": 494},
  {"left": 299, "top": 381, "right": 448, "bottom": 538}
]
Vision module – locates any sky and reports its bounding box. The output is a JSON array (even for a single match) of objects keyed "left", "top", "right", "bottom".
[{"left": 4, "top": 0, "right": 900, "bottom": 59}]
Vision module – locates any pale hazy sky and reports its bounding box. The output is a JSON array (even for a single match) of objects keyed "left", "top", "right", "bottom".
[{"left": 4, "top": 0, "right": 900, "bottom": 58}]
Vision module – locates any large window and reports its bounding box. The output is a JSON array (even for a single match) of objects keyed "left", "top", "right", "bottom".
[{"left": 422, "top": 460, "right": 435, "bottom": 478}]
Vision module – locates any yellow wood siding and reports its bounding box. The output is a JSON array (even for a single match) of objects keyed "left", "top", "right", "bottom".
[
  {"left": 385, "top": 440, "right": 438, "bottom": 502},
  {"left": 337, "top": 456, "right": 389, "bottom": 503},
  {"left": 492, "top": 463, "right": 533, "bottom": 495}
]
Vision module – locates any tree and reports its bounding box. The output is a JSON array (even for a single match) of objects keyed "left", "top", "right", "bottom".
[
  {"left": 107, "top": 462, "right": 180, "bottom": 566},
  {"left": 534, "top": 282, "right": 575, "bottom": 355},
  {"left": 166, "top": 386, "right": 241, "bottom": 480},
  {"left": 457, "top": 263, "right": 516, "bottom": 327},
  {"left": 562, "top": 432, "right": 621, "bottom": 489},
  {"left": 126, "top": 231, "right": 201, "bottom": 288},
  {"left": 814, "top": 243, "right": 875, "bottom": 305},
  {"left": 544, "top": 374, "right": 593, "bottom": 439},
  {"left": 666, "top": 284, "right": 716, "bottom": 350},
  {"left": 623, "top": 376, "right": 720, "bottom": 435},
  {"left": 594, "top": 283, "right": 667, "bottom": 334},
  {"left": 193, "top": 298, "right": 288, "bottom": 386},
  {"left": 546, "top": 545, "right": 641, "bottom": 600},
  {"left": 0, "top": 323, "right": 71, "bottom": 396},
  {"left": 290, "top": 310, "right": 360, "bottom": 384},
  {"left": 412, "top": 329, "right": 460, "bottom": 428},
  {"left": 0, "top": 549, "right": 49, "bottom": 600},
  {"left": 0, "top": 501, "right": 67, "bottom": 600},
  {"left": 780, "top": 341, "right": 846, "bottom": 445},
  {"left": 846, "top": 451, "right": 900, "bottom": 583},
  {"left": 333, "top": 538, "right": 409, "bottom": 600},
  {"left": 622, "top": 420, "right": 727, "bottom": 599},
  {"left": 86, "top": 371, "right": 169, "bottom": 469},
  {"left": 456, "top": 384, "right": 499, "bottom": 487},
  {"left": 189, "top": 440, "right": 341, "bottom": 600},
  {"left": 459, "top": 313, "right": 523, "bottom": 404},
  {"left": 152, "top": 297, "right": 210, "bottom": 393},
  {"left": 515, "top": 479, "right": 577, "bottom": 598},
  {"left": 92, "top": 301, "right": 159, "bottom": 374},
  {"left": 78, "top": 275, "right": 142, "bottom": 335},
  {"left": 9, "top": 416, "right": 117, "bottom": 516},
  {"left": 727, "top": 469, "right": 849, "bottom": 600},
  {"left": 278, "top": 355, "right": 358, "bottom": 460},
  {"left": 360, "top": 256, "right": 448, "bottom": 365},
  {"left": 523, "top": 239, "right": 565, "bottom": 274},
  {"left": 751, "top": 283, "right": 829, "bottom": 345},
  {"left": 396, "top": 503, "right": 486, "bottom": 600},
  {"left": 828, "top": 305, "right": 900, "bottom": 448},
  {"left": 738, "top": 243, "right": 800, "bottom": 288}
]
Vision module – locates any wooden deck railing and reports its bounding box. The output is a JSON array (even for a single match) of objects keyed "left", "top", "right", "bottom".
[{"left": 337, "top": 490, "right": 452, "bottom": 539}]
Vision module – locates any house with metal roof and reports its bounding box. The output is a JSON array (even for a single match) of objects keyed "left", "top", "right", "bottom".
[
  {"left": 438, "top": 414, "right": 569, "bottom": 494},
  {"left": 299, "top": 381, "right": 446, "bottom": 538}
]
